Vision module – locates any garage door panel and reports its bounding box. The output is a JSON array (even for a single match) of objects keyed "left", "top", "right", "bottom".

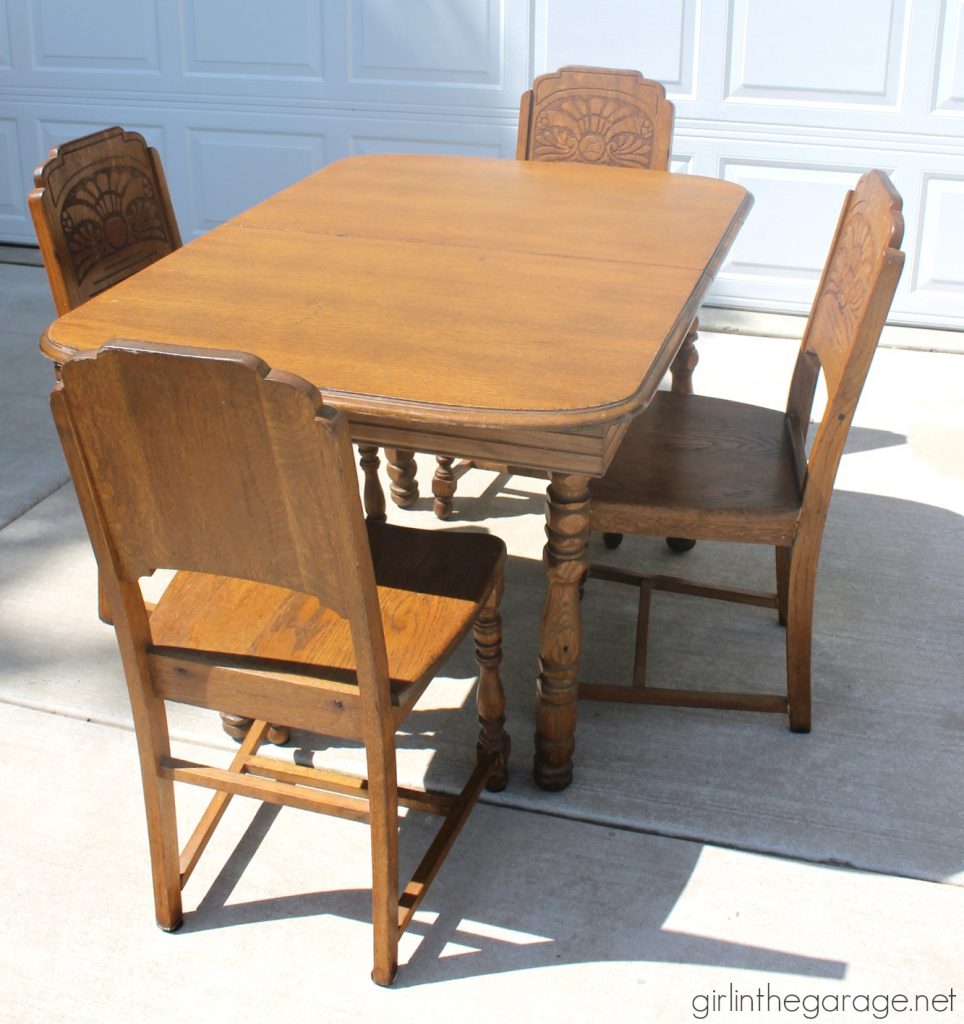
[
  {"left": 349, "top": 123, "right": 511, "bottom": 160},
  {"left": 29, "top": 0, "right": 160, "bottom": 73},
  {"left": 183, "top": 0, "right": 324, "bottom": 81},
  {"left": 934, "top": 0, "right": 964, "bottom": 114},
  {"left": 542, "top": 0, "right": 699, "bottom": 96},
  {"left": 725, "top": 0, "right": 907, "bottom": 106},
  {"left": 0, "top": 0, "right": 10, "bottom": 69},
  {"left": 36, "top": 118, "right": 167, "bottom": 157},
  {"left": 349, "top": 0, "right": 499, "bottom": 86},
  {"left": 187, "top": 126, "right": 327, "bottom": 235},
  {"left": 0, "top": 118, "right": 22, "bottom": 233}
]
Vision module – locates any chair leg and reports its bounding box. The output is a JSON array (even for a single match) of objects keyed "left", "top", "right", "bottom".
[
  {"left": 367, "top": 751, "right": 400, "bottom": 986},
  {"left": 385, "top": 449, "right": 419, "bottom": 508},
  {"left": 785, "top": 560, "right": 814, "bottom": 734},
  {"left": 143, "top": 768, "right": 183, "bottom": 931},
  {"left": 357, "top": 445, "right": 387, "bottom": 522},
  {"left": 432, "top": 455, "right": 457, "bottom": 520},
  {"left": 775, "top": 545, "right": 791, "bottom": 626},
  {"left": 474, "top": 577, "right": 510, "bottom": 791},
  {"left": 129, "top": 696, "right": 182, "bottom": 930},
  {"left": 666, "top": 536, "right": 697, "bottom": 553},
  {"left": 98, "top": 571, "right": 113, "bottom": 624}
]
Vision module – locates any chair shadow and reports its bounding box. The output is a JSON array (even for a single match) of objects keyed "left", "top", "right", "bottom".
[
  {"left": 181, "top": 801, "right": 846, "bottom": 988},
  {"left": 397, "top": 471, "right": 547, "bottom": 522},
  {"left": 840, "top": 424, "right": 906, "bottom": 456}
]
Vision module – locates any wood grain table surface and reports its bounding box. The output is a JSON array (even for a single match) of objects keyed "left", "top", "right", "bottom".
[{"left": 42, "top": 153, "right": 753, "bottom": 789}]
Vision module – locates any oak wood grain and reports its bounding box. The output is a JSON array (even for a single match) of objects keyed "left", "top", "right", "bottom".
[{"left": 43, "top": 156, "right": 750, "bottom": 430}]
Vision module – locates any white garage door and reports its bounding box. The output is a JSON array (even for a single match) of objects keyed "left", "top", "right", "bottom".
[{"left": 1, "top": 0, "right": 962, "bottom": 328}]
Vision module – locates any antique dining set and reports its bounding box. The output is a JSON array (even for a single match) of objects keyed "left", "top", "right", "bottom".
[{"left": 29, "top": 67, "right": 904, "bottom": 985}]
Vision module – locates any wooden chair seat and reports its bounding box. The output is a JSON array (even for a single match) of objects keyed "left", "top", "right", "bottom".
[
  {"left": 590, "top": 392, "right": 803, "bottom": 546},
  {"left": 150, "top": 521, "right": 504, "bottom": 714}
]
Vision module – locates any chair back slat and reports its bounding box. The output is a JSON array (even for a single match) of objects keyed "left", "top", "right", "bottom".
[
  {"left": 517, "top": 66, "right": 674, "bottom": 170},
  {"left": 29, "top": 127, "right": 181, "bottom": 315},
  {"left": 56, "top": 341, "right": 369, "bottom": 621},
  {"left": 789, "top": 171, "right": 905, "bottom": 536}
]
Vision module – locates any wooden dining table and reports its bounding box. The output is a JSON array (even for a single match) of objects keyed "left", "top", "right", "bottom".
[{"left": 41, "top": 153, "right": 752, "bottom": 791}]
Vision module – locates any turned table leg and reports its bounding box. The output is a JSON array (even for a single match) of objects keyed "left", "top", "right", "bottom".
[
  {"left": 667, "top": 319, "right": 699, "bottom": 553},
  {"left": 670, "top": 317, "right": 699, "bottom": 395},
  {"left": 385, "top": 448, "right": 419, "bottom": 507},
  {"left": 220, "top": 714, "right": 289, "bottom": 745},
  {"left": 357, "top": 444, "right": 387, "bottom": 522},
  {"left": 432, "top": 455, "right": 456, "bottom": 519},
  {"left": 534, "top": 473, "right": 591, "bottom": 791}
]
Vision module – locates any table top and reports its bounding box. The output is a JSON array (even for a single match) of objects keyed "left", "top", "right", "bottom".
[{"left": 42, "top": 154, "right": 752, "bottom": 431}]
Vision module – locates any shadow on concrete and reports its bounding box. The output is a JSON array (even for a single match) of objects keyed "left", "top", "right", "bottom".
[{"left": 182, "top": 801, "right": 846, "bottom": 988}]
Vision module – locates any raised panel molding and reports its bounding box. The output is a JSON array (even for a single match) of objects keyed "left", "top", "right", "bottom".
[
  {"left": 670, "top": 154, "right": 694, "bottom": 174},
  {"left": 913, "top": 174, "right": 964, "bottom": 298},
  {"left": 933, "top": 0, "right": 964, "bottom": 113},
  {"left": 715, "top": 159, "right": 875, "bottom": 290},
  {"left": 182, "top": 0, "right": 324, "bottom": 80},
  {"left": 537, "top": 0, "right": 700, "bottom": 97},
  {"left": 0, "top": 0, "right": 11, "bottom": 69},
  {"left": 0, "top": 118, "right": 21, "bottom": 215},
  {"left": 349, "top": 0, "right": 504, "bottom": 86},
  {"left": 350, "top": 128, "right": 507, "bottom": 159},
  {"left": 725, "top": 0, "right": 908, "bottom": 107},
  {"left": 187, "top": 128, "right": 326, "bottom": 233},
  {"left": 30, "top": 0, "right": 160, "bottom": 73},
  {"left": 36, "top": 119, "right": 165, "bottom": 160}
]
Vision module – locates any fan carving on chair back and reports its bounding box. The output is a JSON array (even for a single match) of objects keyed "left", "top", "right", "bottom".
[
  {"left": 29, "top": 127, "right": 181, "bottom": 316},
  {"left": 788, "top": 171, "right": 905, "bottom": 531},
  {"left": 518, "top": 66, "right": 674, "bottom": 170}
]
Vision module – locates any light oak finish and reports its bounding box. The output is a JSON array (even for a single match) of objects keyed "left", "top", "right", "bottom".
[
  {"left": 42, "top": 153, "right": 752, "bottom": 790},
  {"left": 584, "top": 171, "right": 905, "bottom": 732},
  {"left": 51, "top": 340, "right": 508, "bottom": 986},
  {"left": 431, "top": 66, "right": 698, "bottom": 519}
]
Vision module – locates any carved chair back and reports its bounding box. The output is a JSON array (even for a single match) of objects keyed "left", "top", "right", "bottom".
[
  {"left": 517, "top": 65, "right": 674, "bottom": 170},
  {"left": 29, "top": 127, "right": 182, "bottom": 315},
  {"left": 787, "top": 170, "right": 904, "bottom": 552}
]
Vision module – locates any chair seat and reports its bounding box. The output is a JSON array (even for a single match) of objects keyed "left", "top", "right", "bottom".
[
  {"left": 590, "top": 391, "right": 804, "bottom": 545},
  {"left": 150, "top": 520, "right": 504, "bottom": 700}
]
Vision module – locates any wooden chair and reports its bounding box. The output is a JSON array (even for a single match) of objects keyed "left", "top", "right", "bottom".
[
  {"left": 582, "top": 171, "right": 904, "bottom": 733},
  {"left": 429, "top": 66, "right": 698, "bottom": 519},
  {"left": 29, "top": 127, "right": 182, "bottom": 625},
  {"left": 28, "top": 128, "right": 374, "bottom": 746},
  {"left": 29, "top": 126, "right": 181, "bottom": 316},
  {"left": 51, "top": 339, "right": 510, "bottom": 986}
]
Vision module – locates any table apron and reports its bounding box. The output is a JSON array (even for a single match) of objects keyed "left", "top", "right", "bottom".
[{"left": 348, "top": 415, "right": 631, "bottom": 478}]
